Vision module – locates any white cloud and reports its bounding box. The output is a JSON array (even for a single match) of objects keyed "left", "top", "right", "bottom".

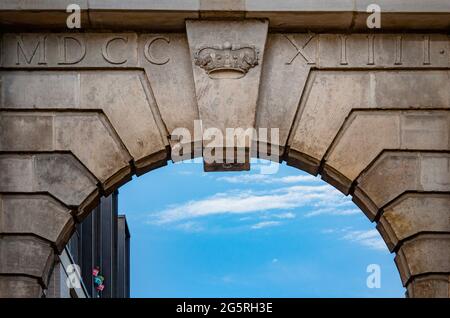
[
  {"left": 304, "top": 208, "right": 360, "bottom": 218},
  {"left": 278, "top": 175, "right": 319, "bottom": 183},
  {"left": 148, "top": 183, "right": 344, "bottom": 224},
  {"left": 217, "top": 174, "right": 270, "bottom": 184},
  {"left": 251, "top": 221, "right": 282, "bottom": 229},
  {"left": 217, "top": 174, "right": 319, "bottom": 184},
  {"left": 175, "top": 221, "right": 204, "bottom": 233},
  {"left": 177, "top": 170, "right": 194, "bottom": 176},
  {"left": 272, "top": 212, "right": 296, "bottom": 219},
  {"left": 342, "top": 229, "right": 387, "bottom": 251},
  {"left": 323, "top": 228, "right": 387, "bottom": 251}
]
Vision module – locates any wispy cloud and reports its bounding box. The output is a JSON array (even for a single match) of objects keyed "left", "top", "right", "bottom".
[
  {"left": 148, "top": 184, "right": 344, "bottom": 224},
  {"left": 342, "top": 229, "right": 386, "bottom": 251},
  {"left": 217, "top": 174, "right": 319, "bottom": 184},
  {"left": 251, "top": 221, "right": 282, "bottom": 230},
  {"left": 272, "top": 212, "right": 296, "bottom": 219},
  {"left": 175, "top": 221, "right": 204, "bottom": 233},
  {"left": 322, "top": 228, "right": 387, "bottom": 251},
  {"left": 176, "top": 170, "right": 194, "bottom": 176},
  {"left": 304, "top": 208, "right": 360, "bottom": 218}
]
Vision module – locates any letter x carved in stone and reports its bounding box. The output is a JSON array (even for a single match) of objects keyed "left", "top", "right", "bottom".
[{"left": 284, "top": 34, "right": 316, "bottom": 65}]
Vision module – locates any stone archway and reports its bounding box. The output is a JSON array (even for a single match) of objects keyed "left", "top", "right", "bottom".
[{"left": 0, "top": 2, "right": 449, "bottom": 298}]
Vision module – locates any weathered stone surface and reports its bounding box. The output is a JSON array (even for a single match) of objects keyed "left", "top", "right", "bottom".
[
  {"left": 137, "top": 34, "right": 200, "bottom": 153},
  {"left": 0, "top": 19, "right": 449, "bottom": 298},
  {"left": 80, "top": 71, "right": 168, "bottom": 166},
  {"left": 1, "top": 71, "right": 79, "bottom": 107},
  {"left": 88, "top": 1, "right": 199, "bottom": 30},
  {"left": 377, "top": 193, "right": 450, "bottom": 252},
  {"left": 407, "top": 274, "right": 450, "bottom": 298},
  {"left": 0, "top": 155, "right": 34, "bottom": 192},
  {"left": 1, "top": 33, "right": 139, "bottom": 68},
  {"left": 0, "top": 70, "right": 169, "bottom": 173},
  {"left": 54, "top": 113, "right": 131, "bottom": 189},
  {"left": 2, "top": 1, "right": 449, "bottom": 31},
  {"left": 288, "top": 70, "right": 450, "bottom": 175},
  {"left": 395, "top": 234, "right": 450, "bottom": 286},
  {"left": 322, "top": 111, "right": 449, "bottom": 194},
  {"left": 0, "top": 113, "right": 53, "bottom": 150},
  {"left": 34, "top": 154, "right": 99, "bottom": 207},
  {"left": 186, "top": 20, "right": 267, "bottom": 132},
  {"left": 289, "top": 71, "right": 371, "bottom": 175},
  {"left": 200, "top": 0, "right": 245, "bottom": 18},
  {"left": 372, "top": 71, "right": 450, "bottom": 108},
  {"left": 353, "top": 152, "right": 450, "bottom": 220},
  {"left": 0, "top": 194, "right": 74, "bottom": 251},
  {"left": 0, "top": 276, "right": 43, "bottom": 298},
  {"left": 0, "top": 236, "right": 54, "bottom": 285},
  {"left": 317, "top": 34, "right": 450, "bottom": 68},
  {"left": 256, "top": 34, "right": 313, "bottom": 150},
  {"left": 0, "top": 154, "right": 98, "bottom": 207},
  {"left": 186, "top": 20, "right": 268, "bottom": 169},
  {"left": 4, "top": 33, "right": 448, "bottom": 69},
  {"left": 0, "top": 111, "right": 132, "bottom": 191},
  {"left": 323, "top": 112, "right": 400, "bottom": 194}
]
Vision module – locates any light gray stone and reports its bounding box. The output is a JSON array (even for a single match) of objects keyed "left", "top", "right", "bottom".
[
  {"left": 395, "top": 234, "right": 450, "bottom": 286},
  {"left": 0, "top": 236, "right": 54, "bottom": 285},
  {"left": 0, "top": 276, "right": 43, "bottom": 298},
  {"left": 406, "top": 274, "right": 450, "bottom": 298},
  {"left": 0, "top": 19, "right": 450, "bottom": 298},
  {"left": 378, "top": 193, "right": 450, "bottom": 252},
  {"left": 354, "top": 152, "right": 450, "bottom": 220},
  {"left": 322, "top": 111, "right": 449, "bottom": 194},
  {"left": 186, "top": 20, "right": 268, "bottom": 170},
  {"left": 0, "top": 194, "right": 74, "bottom": 251}
]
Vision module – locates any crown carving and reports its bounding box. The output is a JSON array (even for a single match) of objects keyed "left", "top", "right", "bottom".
[{"left": 194, "top": 41, "right": 259, "bottom": 79}]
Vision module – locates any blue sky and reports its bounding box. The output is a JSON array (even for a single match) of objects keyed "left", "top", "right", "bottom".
[{"left": 118, "top": 159, "right": 405, "bottom": 298}]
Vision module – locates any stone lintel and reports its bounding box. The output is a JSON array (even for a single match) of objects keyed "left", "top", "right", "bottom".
[{"left": 1, "top": 1, "right": 449, "bottom": 31}]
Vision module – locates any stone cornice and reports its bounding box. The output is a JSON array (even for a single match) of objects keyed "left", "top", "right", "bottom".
[{"left": 1, "top": 0, "right": 449, "bottom": 32}]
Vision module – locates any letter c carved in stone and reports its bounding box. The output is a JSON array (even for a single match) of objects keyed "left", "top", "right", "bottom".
[
  {"left": 102, "top": 36, "right": 128, "bottom": 65},
  {"left": 144, "top": 36, "right": 170, "bottom": 65}
]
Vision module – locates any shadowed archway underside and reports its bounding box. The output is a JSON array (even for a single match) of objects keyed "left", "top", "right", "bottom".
[{"left": 1, "top": 3, "right": 450, "bottom": 298}]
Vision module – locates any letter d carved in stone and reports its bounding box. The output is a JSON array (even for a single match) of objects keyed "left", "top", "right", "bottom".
[{"left": 58, "top": 36, "right": 86, "bottom": 65}]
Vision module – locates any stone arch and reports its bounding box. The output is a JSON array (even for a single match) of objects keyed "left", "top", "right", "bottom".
[{"left": 1, "top": 18, "right": 450, "bottom": 297}]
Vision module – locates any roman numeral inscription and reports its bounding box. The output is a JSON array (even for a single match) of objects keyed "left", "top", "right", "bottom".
[
  {"left": 1, "top": 33, "right": 448, "bottom": 68},
  {"left": 367, "top": 35, "right": 375, "bottom": 65},
  {"left": 284, "top": 34, "right": 316, "bottom": 65},
  {"left": 284, "top": 33, "right": 449, "bottom": 68}
]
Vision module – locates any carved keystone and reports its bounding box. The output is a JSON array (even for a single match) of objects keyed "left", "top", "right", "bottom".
[{"left": 186, "top": 20, "right": 268, "bottom": 171}]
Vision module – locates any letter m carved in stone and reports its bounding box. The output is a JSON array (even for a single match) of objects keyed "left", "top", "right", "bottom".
[{"left": 16, "top": 35, "right": 48, "bottom": 65}]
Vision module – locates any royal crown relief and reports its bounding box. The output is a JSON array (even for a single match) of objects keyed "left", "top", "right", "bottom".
[{"left": 193, "top": 41, "right": 259, "bottom": 79}]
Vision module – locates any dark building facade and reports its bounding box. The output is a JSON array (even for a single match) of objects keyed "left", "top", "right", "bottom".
[{"left": 47, "top": 191, "right": 130, "bottom": 298}]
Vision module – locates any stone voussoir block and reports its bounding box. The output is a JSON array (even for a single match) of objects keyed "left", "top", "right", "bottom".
[
  {"left": 0, "top": 235, "right": 55, "bottom": 287},
  {"left": 322, "top": 110, "right": 450, "bottom": 195},
  {"left": 406, "top": 274, "right": 450, "bottom": 298},
  {"left": 395, "top": 234, "right": 450, "bottom": 286},
  {"left": 0, "top": 194, "right": 75, "bottom": 252},
  {"left": 377, "top": 193, "right": 450, "bottom": 252},
  {"left": 0, "top": 276, "right": 43, "bottom": 298},
  {"left": 353, "top": 151, "right": 450, "bottom": 221},
  {"left": 0, "top": 153, "right": 98, "bottom": 208}
]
